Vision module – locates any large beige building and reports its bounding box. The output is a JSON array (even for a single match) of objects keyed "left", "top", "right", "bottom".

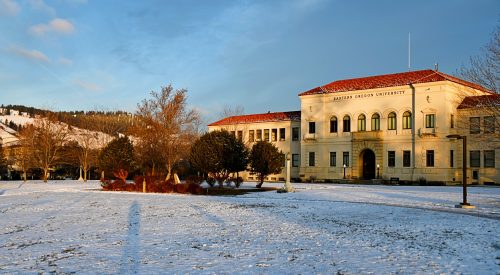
[{"left": 209, "top": 69, "right": 499, "bottom": 184}]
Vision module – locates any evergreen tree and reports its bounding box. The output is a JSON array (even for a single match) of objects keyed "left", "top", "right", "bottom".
[
  {"left": 98, "top": 136, "right": 135, "bottom": 180},
  {"left": 249, "top": 141, "right": 284, "bottom": 188},
  {"left": 189, "top": 130, "right": 248, "bottom": 187}
]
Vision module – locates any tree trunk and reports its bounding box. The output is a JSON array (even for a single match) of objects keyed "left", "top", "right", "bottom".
[
  {"left": 83, "top": 167, "right": 88, "bottom": 182},
  {"left": 165, "top": 164, "right": 172, "bottom": 182},
  {"left": 43, "top": 168, "right": 49, "bottom": 183},
  {"left": 23, "top": 170, "right": 27, "bottom": 182},
  {"left": 256, "top": 174, "right": 264, "bottom": 188}
]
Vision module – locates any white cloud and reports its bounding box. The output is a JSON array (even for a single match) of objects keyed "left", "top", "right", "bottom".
[
  {"left": 0, "top": 0, "right": 20, "bottom": 16},
  {"left": 58, "top": 57, "right": 73, "bottom": 65},
  {"left": 29, "top": 18, "right": 75, "bottom": 36},
  {"left": 74, "top": 80, "right": 101, "bottom": 91},
  {"left": 29, "top": 0, "right": 56, "bottom": 16},
  {"left": 9, "top": 46, "right": 50, "bottom": 62}
]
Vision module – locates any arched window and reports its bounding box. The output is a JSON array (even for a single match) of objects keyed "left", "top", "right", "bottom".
[
  {"left": 343, "top": 115, "right": 351, "bottom": 132},
  {"left": 371, "top": 113, "right": 380, "bottom": 131},
  {"left": 403, "top": 111, "right": 412, "bottom": 129},
  {"left": 357, "top": 114, "right": 366, "bottom": 131},
  {"left": 388, "top": 112, "right": 397, "bottom": 130},
  {"left": 330, "top": 116, "right": 338, "bottom": 133}
]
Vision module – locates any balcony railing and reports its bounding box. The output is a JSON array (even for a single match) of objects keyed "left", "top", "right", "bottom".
[
  {"left": 352, "top": 130, "right": 383, "bottom": 140},
  {"left": 418, "top": 127, "right": 436, "bottom": 137},
  {"left": 303, "top": 133, "right": 316, "bottom": 141}
]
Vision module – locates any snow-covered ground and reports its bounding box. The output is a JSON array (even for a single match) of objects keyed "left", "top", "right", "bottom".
[{"left": 0, "top": 181, "right": 498, "bottom": 274}]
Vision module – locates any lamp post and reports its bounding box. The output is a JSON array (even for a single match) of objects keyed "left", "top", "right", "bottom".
[
  {"left": 377, "top": 164, "right": 380, "bottom": 179},
  {"left": 446, "top": 134, "right": 475, "bottom": 209},
  {"left": 283, "top": 153, "right": 294, "bottom": 192},
  {"left": 343, "top": 164, "right": 346, "bottom": 179}
]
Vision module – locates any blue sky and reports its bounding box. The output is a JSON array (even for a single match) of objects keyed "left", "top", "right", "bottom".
[{"left": 0, "top": 0, "right": 498, "bottom": 123}]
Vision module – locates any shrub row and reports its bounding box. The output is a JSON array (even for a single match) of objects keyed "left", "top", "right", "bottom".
[{"left": 101, "top": 175, "right": 205, "bottom": 195}]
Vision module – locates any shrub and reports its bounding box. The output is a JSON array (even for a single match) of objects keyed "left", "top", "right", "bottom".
[
  {"left": 206, "top": 177, "right": 216, "bottom": 187},
  {"left": 228, "top": 177, "right": 244, "bottom": 188}
]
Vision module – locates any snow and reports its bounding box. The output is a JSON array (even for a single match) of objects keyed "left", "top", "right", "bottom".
[
  {"left": 0, "top": 115, "right": 112, "bottom": 149},
  {"left": 0, "top": 114, "right": 35, "bottom": 126},
  {"left": 0, "top": 181, "right": 498, "bottom": 274}
]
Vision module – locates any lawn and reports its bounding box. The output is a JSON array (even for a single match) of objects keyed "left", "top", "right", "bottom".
[{"left": 0, "top": 181, "right": 498, "bottom": 274}]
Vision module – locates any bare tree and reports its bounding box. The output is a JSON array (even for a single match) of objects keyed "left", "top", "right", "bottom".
[
  {"left": 30, "top": 114, "right": 71, "bottom": 182},
  {"left": 454, "top": 27, "right": 500, "bottom": 144},
  {"left": 458, "top": 27, "right": 499, "bottom": 94},
  {"left": 14, "top": 125, "right": 35, "bottom": 182},
  {"left": 74, "top": 128, "right": 99, "bottom": 182},
  {"left": 134, "top": 85, "right": 200, "bottom": 180},
  {"left": 218, "top": 105, "right": 245, "bottom": 119}
]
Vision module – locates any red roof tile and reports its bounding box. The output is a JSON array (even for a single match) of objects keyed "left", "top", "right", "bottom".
[
  {"left": 299, "top": 69, "right": 492, "bottom": 96},
  {"left": 208, "top": 111, "right": 301, "bottom": 126},
  {"left": 457, "top": 94, "right": 500, "bottom": 109}
]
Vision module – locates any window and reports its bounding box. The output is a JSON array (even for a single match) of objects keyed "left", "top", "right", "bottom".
[
  {"left": 470, "top": 117, "right": 480, "bottom": 134},
  {"left": 271, "top": 129, "right": 277, "bottom": 141},
  {"left": 343, "top": 115, "right": 351, "bottom": 132},
  {"left": 343, "top": 152, "right": 349, "bottom": 167},
  {"left": 330, "top": 152, "right": 336, "bottom": 167},
  {"left": 256, "top": 129, "right": 262, "bottom": 141},
  {"left": 309, "top": 121, "right": 316, "bottom": 134},
  {"left": 388, "top": 112, "right": 396, "bottom": 130},
  {"left": 484, "top": 150, "right": 495, "bottom": 168},
  {"left": 484, "top": 116, "right": 495, "bottom": 133},
  {"left": 472, "top": 170, "right": 479, "bottom": 180},
  {"left": 450, "top": 150, "right": 454, "bottom": 168},
  {"left": 450, "top": 114, "right": 454, "bottom": 129},
  {"left": 237, "top": 130, "right": 243, "bottom": 141},
  {"left": 358, "top": 114, "right": 366, "bottom": 131},
  {"left": 425, "top": 114, "right": 435, "bottom": 128},
  {"left": 330, "top": 116, "right": 338, "bottom": 133},
  {"left": 470, "top": 151, "right": 480, "bottom": 167},
  {"left": 264, "top": 129, "right": 270, "bottom": 141},
  {"left": 426, "top": 150, "right": 434, "bottom": 167},
  {"left": 292, "top": 127, "right": 299, "bottom": 141},
  {"left": 371, "top": 113, "right": 380, "bottom": 131},
  {"left": 402, "top": 111, "right": 412, "bottom": 129},
  {"left": 249, "top": 130, "right": 255, "bottom": 142},
  {"left": 403, "top": 151, "right": 411, "bottom": 167},
  {"left": 388, "top": 151, "right": 395, "bottom": 167},
  {"left": 309, "top": 152, "right": 315, "bottom": 166},
  {"left": 279, "top": 128, "right": 286, "bottom": 141},
  {"left": 292, "top": 154, "right": 299, "bottom": 167}
]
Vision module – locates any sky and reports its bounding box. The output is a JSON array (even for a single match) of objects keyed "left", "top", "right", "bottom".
[{"left": 0, "top": 0, "right": 498, "bottom": 124}]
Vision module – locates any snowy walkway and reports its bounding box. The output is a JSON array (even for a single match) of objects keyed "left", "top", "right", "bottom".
[{"left": 0, "top": 180, "right": 499, "bottom": 274}]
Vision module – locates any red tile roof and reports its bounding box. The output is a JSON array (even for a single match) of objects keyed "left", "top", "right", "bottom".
[
  {"left": 299, "top": 69, "right": 492, "bottom": 96},
  {"left": 457, "top": 94, "right": 500, "bottom": 109},
  {"left": 208, "top": 111, "right": 301, "bottom": 126}
]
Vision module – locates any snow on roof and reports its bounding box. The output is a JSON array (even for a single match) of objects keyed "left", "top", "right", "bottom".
[
  {"left": 457, "top": 94, "right": 500, "bottom": 109},
  {"left": 299, "top": 69, "right": 492, "bottom": 96},
  {"left": 208, "top": 111, "right": 301, "bottom": 126}
]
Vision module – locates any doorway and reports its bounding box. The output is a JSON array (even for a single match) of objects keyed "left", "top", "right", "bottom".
[{"left": 361, "top": 149, "right": 376, "bottom": 179}]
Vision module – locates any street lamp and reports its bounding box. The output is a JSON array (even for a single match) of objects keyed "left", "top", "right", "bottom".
[
  {"left": 377, "top": 164, "right": 380, "bottom": 179},
  {"left": 343, "top": 164, "right": 346, "bottom": 179},
  {"left": 446, "top": 134, "right": 475, "bottom": 209},
  {"left": 284, "top": 153, "right": 294, "bottom": 192}
]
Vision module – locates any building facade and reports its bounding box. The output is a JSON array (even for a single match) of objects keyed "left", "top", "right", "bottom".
[
  {"left": 209, "top": 70, "right": 499, "bottom": 184},
  {"left": 208, "top": 111, "right": 301, "bottom": 181}
]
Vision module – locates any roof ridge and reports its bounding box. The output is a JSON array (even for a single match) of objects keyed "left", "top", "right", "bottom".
[
  {"left": 300, "top": 69, "right": 492, "bottom": 96},
  {"left": 208, "top": 110, "right": 301, "bottom": 126}
]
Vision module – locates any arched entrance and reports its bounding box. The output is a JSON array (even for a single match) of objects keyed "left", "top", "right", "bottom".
[{"left": 360, "top": 149, "right": 376, "bottom": 179}]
